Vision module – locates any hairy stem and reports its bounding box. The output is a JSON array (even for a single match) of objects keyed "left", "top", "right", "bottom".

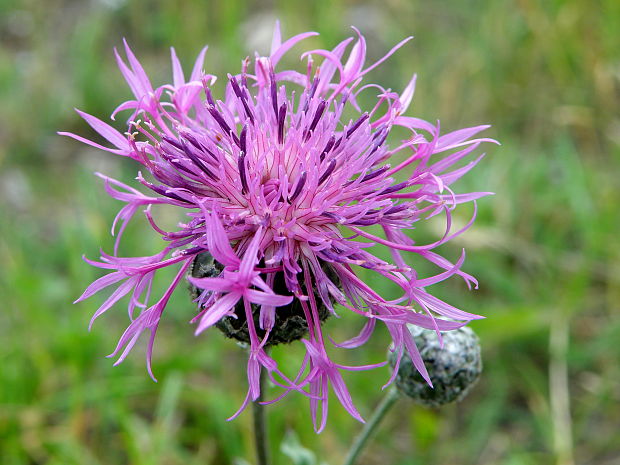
[{"left": 343, "top": 387, "right": 400, "bottom": 465}]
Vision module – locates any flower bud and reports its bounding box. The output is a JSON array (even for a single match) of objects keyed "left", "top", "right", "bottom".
[{"left": 388, "top": 325, "right": 482, "bottom": 407}]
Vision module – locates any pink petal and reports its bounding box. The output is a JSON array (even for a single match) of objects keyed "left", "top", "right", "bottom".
[
  {"left": 114, "top": 47, "right": 143, "bottom": 98},
  {"left": 170, "top": 47, "right": 185, "bottom": 88},
  {"left": 414, "top": 248, "right": 466, "bottom": 287},
  {"left": 122, "top": 38, "right": 153, "bottom": 95},
  {"left": 436, "top": 125, "right": 494, "bottom": 151},
  {"left": 73, "top": 109, "right": 129, "bottom": 150},
  {"left": 245, "top": 289, "right": 293, "bottom": 307},
  {"left": 342, "top": 27, "right": 366, "bottom": 82},
  {"left": 270, "top": 20, "right": 282, "bottom": 56},
  {"left": 187, "top": 276, "right": 232, "bottom": 293},
  {"left": 195, "top": 292, "right": 240, "bottom": 334},
  {"left": 331, "top": 318, "right": 376, "bottom": 349},
  {"left": 238, "top": 229, "right": 263, "bottom": 281},
  {"left": 88, "top": 276, "right": 137, "bottom": 329},
  {"left": 75, "top": 271, "right": 126, "bottom": 303},
  {"left": 399, "top": 73, "right": 417, "bottom": 114},
  {"left": 361, "top": 36, "right": 413, "bottom": 77},
  {"left": 403, "top": 329, "right": 432, "bottom": 386},
  {"left": 205, "top": 209, "right": 239, "bottom": 267},
  {"left": 270, "top": 31, "right": 319, "bottom": 67},
  {"left": 190, "top": 46, "right": 209, "bottom": 82}
]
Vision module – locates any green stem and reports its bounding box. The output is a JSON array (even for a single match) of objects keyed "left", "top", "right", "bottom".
[
  {"left": 343, "top": 388, "right": 400, "bottom": 465},
  {"left": 252, "top": 363, "right": 269, "bottom": 465}
]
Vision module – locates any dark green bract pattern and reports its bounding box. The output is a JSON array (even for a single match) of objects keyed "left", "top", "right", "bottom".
[
  {"left": 389, "top": 325, "right": 482, "bottom": 407},
  {"left": 190, "top": 252, "right": 333, "bottom": 346}
]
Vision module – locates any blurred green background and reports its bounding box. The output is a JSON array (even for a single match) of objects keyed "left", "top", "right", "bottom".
[{"left": 1, "top": 0, "right": 619, "bottom": 464}]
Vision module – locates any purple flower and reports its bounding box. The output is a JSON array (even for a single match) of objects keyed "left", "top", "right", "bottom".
[{"left": 62, "top": 23, "right": 497, "bottom": 432}]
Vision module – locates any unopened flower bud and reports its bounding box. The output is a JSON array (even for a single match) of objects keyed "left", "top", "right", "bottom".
[{"left": 388, "top": 325, "right": 482, "bottom": 407}]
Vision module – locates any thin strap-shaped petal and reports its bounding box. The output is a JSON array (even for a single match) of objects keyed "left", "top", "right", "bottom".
[
  {"left": 110, "top": 100, "right": 139, "bottom": 121},
  {"left": 246, "top": 289, "right": 293, "bottom": 307},
  {"left": 378, "top": 312, "right": 469, "bottom": 330},
  {"left": 170, "top": 47, "right": 185, "bottom": 88},
  {"left": 439, "top": 192, "right": 494, "bottom": 205},
  {"left": 394, "top": 115, "right": 437, "bottom": 135},
  {"left": 74, "top": 271, "right": 126, "bottom": 303},
  {"left": 414, "top": 248, "right": 466, "bottom": 287},
  {"left": 204, "top": 208, "right": 239, "bottom": 267},
  {"left": 57, "top": 131, "right": 128, "bottom": 156},
  {"left": 238, "top": 228, "right": 263, "bottom": 281},
  {"left": 402, "top": 328, "right": 432, "bottom": 386},
  {"left": 301, "top": 49, "right": 344, "bottom": 80},
  {"left": 328, "top": 367, "right": 365, "bottom": 423},
  {"left": 399, "top": 73, "right": 417, "bottom": 114},
  {"left": 270, "top": 31, "right": 319, "bottom": 66},
  {"left": 331, "top": 318, "right": 376, "bottom": 349},
  {"left": 187, "top": 276, "right": 232, "bottom": 293},
  {"left": 190, "top": 46, "right": 209, "bottom": 82},
  {"left": 270, "top": 20, "right": 282, "bottom": 56},
  {"left": 195, "top": 292, "right": 240, "bottom": 334},
  {"left": 436, "top": 125, "right": 494, "bottom": 151},
  {"left": 413, "top": 291, "right": 483, "bottom": 321},
  {"left": 342, "top": 27, "right": 366, "bottom": 83},
  {"left": 61, "top": 109, "right": 130, "bottom": 153},
  {"left": 361, "top": 36, "right": 413, "bottom": 77},
  {"left": 75, "top": 109, "right": 129, "bottom": 149},
  {"left": 88, "top": 277, "right": 137, "bottom": 329},
  {"left": 114, "top": 46, "right": 142, "bottom": 98},
  {"left": 122, "top": 38, "right": 153, "bottom": 95},
  {"left": 420, "top": 250, "right": 479, "bottom": 289}
]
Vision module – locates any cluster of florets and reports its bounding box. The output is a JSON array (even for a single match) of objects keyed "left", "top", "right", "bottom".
[{"left": 62, "top": 23, "right": 496, "bottom": 432}]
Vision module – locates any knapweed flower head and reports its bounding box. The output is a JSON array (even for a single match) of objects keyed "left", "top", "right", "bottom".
[{"left": 62, "top": 23, "right": 496, "bottom": 432}]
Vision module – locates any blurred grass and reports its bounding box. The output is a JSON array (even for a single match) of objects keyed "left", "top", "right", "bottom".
[{"left": 1, "top": 0, "right": 620, "bottom": 464}]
